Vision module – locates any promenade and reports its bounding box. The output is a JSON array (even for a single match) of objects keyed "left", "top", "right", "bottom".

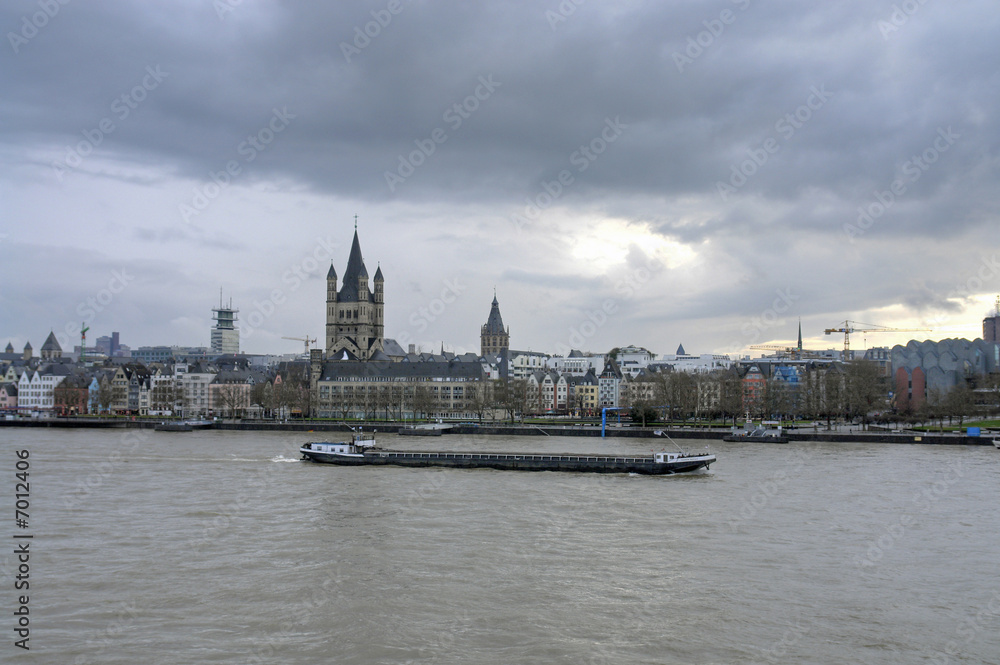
[{"left": 2, "top": 417, "right": 994, "bottom": 445}]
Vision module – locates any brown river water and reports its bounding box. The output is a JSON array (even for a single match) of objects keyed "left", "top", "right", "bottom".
[{"left": 2, "top": 427, "right": 998, "bottom": 664}]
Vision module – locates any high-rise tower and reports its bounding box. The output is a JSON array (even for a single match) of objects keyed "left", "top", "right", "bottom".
[{"left": 211, "top": 292, "right": 240, "bottom": 355}]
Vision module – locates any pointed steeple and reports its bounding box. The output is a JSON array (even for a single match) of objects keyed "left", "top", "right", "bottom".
[
  {"left": 344, "top": 229, "right": 366, "bottom": 279},
  {"left": 484, "top": 294, "right": 505, "bottom": 333},
  {"left": 676, "top": 343, "right": 686, "bottom": 356},
  {"left": 797, "top": 318, "right": 803, "bottom": 351},
  {"left": 338, "top": 228, "right": 371, "bottom": 302},
  {"left": 326, "top": 263, "right": 337, "bottom": 280},
  {"left": 41, "top": 331, "right": 62, "bottom": 353}
]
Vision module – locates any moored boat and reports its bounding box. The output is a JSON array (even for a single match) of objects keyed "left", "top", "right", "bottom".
[
  {"left": 722, "top": 427, "right": 789, "bottom": 443},
  {"left": 155, "top": 422, "right": 193, "bottom": 432},
  {"left": 723, "top": 418, "right": 789, "bottom": 443},
  {"left": 300, "top": 432, "right": 715, "bottom": 475},
  {"left": 398, "top": 424, "right": 446, "bottom": 436}
]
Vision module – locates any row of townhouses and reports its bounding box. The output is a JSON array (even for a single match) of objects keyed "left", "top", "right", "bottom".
[{"left": 1, "top": 335, "right": 306, "bottom": 418}]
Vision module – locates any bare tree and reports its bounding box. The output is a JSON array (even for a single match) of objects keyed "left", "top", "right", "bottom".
[
  {"left": 97, "top": 378, "right": 116, "bottom": 415},
  {"left": 466, "top": 381, "right": 493, "bottom": 423},
  {"left": 216, "top": 383, "right": 247, "bottom": 419},
  {"left": 942, "top": 382, "right": 976, "bottom": 427},
  {"left": 412, "top": 385, "right": 434, "bottom": 420},
  {"left": 845, "top": 360, "right": 886, "bottom": 430},
  {"left": 150, "top": 381, "right": 181, "bottom": 414}
]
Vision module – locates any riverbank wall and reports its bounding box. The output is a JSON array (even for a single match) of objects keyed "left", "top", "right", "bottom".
[{"left": 1, "top": 418, "right": 994, "bottom": 445}]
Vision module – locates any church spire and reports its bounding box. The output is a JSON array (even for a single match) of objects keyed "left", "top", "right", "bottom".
[{"left": 481, "top": 293, "right": 510, "bottom": 357}]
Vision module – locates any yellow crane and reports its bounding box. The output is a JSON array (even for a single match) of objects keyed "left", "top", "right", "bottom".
[
  {"left": 823, "top": 321, "right": 931, "bottom": 354},
  {"left": 750, "top": 344, "right": 799, "bottom": 357},
  {"left": 282, "top": 336, "right": 317, "bottom": 355}
]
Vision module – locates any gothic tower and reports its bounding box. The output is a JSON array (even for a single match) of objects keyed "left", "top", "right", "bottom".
[
  {"left": 325, "top": 225, "right": 384, "bottom": 360},
  {"left": 481, "top": 293, "right": 510, "bottom": 357}
]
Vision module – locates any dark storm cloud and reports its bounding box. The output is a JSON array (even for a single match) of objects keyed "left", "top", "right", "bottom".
[
  {"left": 4, "top": 1, "right": 997, "bottom": 216},
  {"left": 3, "top": 0, "right": 998, "bottom": 353}
]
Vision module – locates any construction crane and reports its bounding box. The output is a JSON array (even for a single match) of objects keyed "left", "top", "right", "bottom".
[
  {"left": 282, "top": 336, "right": 317, "bottom": 355},
  {"left": 80, "top": 323, "right": 90, "bottom": 363},
  {"left": 824, "top": 321, "right": 931, "bottom": 354},
  {"left": 750, "top": 344, "right": 799, "bottom": 358}
]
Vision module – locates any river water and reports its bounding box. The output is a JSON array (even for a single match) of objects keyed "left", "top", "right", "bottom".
[{"left": 2, "top": 427, "right": 998, "bottom": 664}]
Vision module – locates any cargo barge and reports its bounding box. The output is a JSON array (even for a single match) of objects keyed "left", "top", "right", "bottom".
[{"left": 299, "top": 433, "right": 715, "bottom": 475}]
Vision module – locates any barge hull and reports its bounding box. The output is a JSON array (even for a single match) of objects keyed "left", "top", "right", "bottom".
[{"left": 301, "top": 451, "right": 713, "bottom": 475}]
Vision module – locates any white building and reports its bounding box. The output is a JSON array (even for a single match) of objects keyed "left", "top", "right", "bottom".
[
  {"left": 16, "top": 368, "right": 67, "bottom": 413},
  {"left": 615, "top": 345, "right": 656, "bottom": 378},
  {"left": 175, "top": 363, "right": 217, "bottom": 417},
  {"left": 508, "top": 350, "right": 549, "bottom": 381},
  {"left": 652, "top": 344, "right": 732, "bottom": 374},
  {"left": 598, "top": 361, "right": 622, "bottom": 408},
  {"left": 211, "top": 297, "right": 240, "bottom": 355},
  {"left": 547, "top": 351, "right": 604, "bottom": 377}
]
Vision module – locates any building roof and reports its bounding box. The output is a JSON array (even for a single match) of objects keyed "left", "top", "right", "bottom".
[
  {"left": 382, "top": 338, "right": 407, "bottom": 358},
  {"left": 41, "top": 332, "right": 62, "bottom": 353},
  {"left": 337, "top": 230, "right": 374, "bottom": 303},
  {"left": 600, "top": 360, "right": 622, "bottom": 379},
  {"left": 483, "top": 295, "right": 506, "bottom": 334},
  {"left": 318, "top": 359, "right": 485, "bottom": 382},
  {"left": 676, "top": 343, "right": 686, "bottom": 355}
]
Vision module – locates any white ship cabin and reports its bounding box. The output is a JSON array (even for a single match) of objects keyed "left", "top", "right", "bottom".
[
  {"left": 306, "top": 442, "right": 363, "bottom": 455},
  {"left": 653, "top": 451, "right": 707, "bottom": 462},
  {"left": 303, "top": 433, "right": 375, "bottom": 455}
]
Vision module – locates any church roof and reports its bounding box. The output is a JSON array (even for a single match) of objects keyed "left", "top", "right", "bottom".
[
  {"left": 5, "top": 342, "right": 12, "bottom": 353},
  {"left": 327, "top": 263, "right": 337, "bottom": 280},
  {"left": 483, "top": 295, "right": 506, "bottom": 334},
  {"left": 374, "top": 265, "right": 383, "bottom": 281},
  {"left": 318, "top": 359, "right": 485, "bottom": 382},
  {"left": 338, "top": 230, "right": 374, "bottom": 303},
  {"left": 382, "top": 338, "right": 406, "bottom": 358}
]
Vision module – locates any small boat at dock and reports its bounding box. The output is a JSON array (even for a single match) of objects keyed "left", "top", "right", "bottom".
[
  {"left": 155, "top": 422, "right": 193, "bottom": 432},
  {"left": 723, "top": 418, "right": 789, "bottom": 443},
  {"left": 398, "top": 423, "right": 450, "bottom": 436}
]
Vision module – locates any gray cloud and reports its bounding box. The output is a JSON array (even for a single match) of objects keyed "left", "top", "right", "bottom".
[{"left": 2, "top": 0, "right": 998, "bottom": 355}]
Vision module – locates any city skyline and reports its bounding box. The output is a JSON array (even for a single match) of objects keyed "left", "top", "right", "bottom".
[{"left": 3, "top": 3, "right": 998, "bottom": 357}]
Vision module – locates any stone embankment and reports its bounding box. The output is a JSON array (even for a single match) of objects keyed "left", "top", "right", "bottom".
[{"left": 1, "top": 417, "right": 993, "bottom": 445}]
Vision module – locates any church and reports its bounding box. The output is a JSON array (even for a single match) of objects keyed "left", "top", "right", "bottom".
[{"left": 325, "top": 226, "right": 384, "bottom": 360}]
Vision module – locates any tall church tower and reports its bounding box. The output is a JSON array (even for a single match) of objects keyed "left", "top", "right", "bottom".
[
  {"left": 325, "top": 223, "right": 385, "bottom": 360},
  {"left": 481, "top": 293, "right": 510, "bottom": 357}
]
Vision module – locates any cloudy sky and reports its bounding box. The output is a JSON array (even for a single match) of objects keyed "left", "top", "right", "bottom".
[{"left": 2, "top": 1, "right": 998, "bottom": 359}]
